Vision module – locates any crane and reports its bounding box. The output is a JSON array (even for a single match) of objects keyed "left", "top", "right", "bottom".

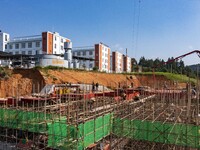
[
  {"left": 152, "top": 50, "right": 200, "bottom": 71},
  {"left": 152, "top": 50, "right": 200, "bottom": 81}
]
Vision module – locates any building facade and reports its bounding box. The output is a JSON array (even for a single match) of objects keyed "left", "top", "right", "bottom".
[
  {"left": 0, "top": 31, "right": 70, "bottom": 55},
  {"left": 112, "top": 51, "right": 123, "bottom": 73},
  {"left": 123, "top": 55, "right": 131, "bottom": 72},
  {"left": 73, "top": 47, "right": 95, "bottom": 70},
  {"left": 73, "top": 43, "right": 110, "bottom": 72},
  {"left": 0, "top": 32, "right": 10, "bottom": 52},
  {"left": 94, "top": 43, "right": 110, "bottom": 72},
  {"left": 112, "top": 51, "right": 132, "bottom": 73}
]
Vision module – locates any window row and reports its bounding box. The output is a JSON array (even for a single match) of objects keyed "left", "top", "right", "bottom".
[
  {"left": 6, "top": 41, "right": 41, "bottom": 49},
  {"left": 10, "top": 50, "right": 33, "bottom": 55},
  {"left": 73, "top": 51, "right": 93, "bottom": 56},
  {"left": 55, "top": 36, "right": 64, "bottom": 43},
  {"left": 54, "top": 44, "right": 64, "bottom": 50}
]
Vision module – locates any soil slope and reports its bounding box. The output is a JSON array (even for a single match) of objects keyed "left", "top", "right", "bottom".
[
  {"left": 0, "top": 69, "right": 140, "bottom": 98},
  {"left": 0, "top": 69, "right": 45, "bottom": 98},
  {"left": 0, "top": 69, "right": 186, "bottom": 98}
]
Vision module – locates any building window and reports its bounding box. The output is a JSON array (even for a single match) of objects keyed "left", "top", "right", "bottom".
[
  {"left": 28, "top": 51, "right": 32, "bottom": 55},
  {"left": 5, "top": 35, "right": 8, "bottom": 41},
  {"left": 89, "top": 51, "right": 93, "bottom": 55},
  {"left": 5, "top": 45, "right": 7, "bottom": 49},
  {"left": 36, "top": 41, "right": 40, "bottom": 47},
  {"left": 77, "top": 52, "right": 81, "bottom": 56},
  {"left": 61, "top": 38, "right": 63, "bottom": 43},
  {"left": 28, "top": 42, "right": 32, "bottom": 48},
  {"left": 22, "top": 51, "right": 26, "bottom": 55},
  {"left": 15, "top": 51, "right": 19, "bottom": 55},
  {"left": 55, "top": 36, "right": 57, "bottom": 41},
  {"left": 21, "top": 43, "right": 26, "bottom": 48},
  {"left": 89, "top": 64, "right": 93, "bottom": 68},
  {"left": 61, "top": 46, "right": 63, "bottom": 50},
  {"left": 83, "top": 51, "right": 86, "bottom": 56},
  {"left": 9, "top": 44, "right": 12, "bottom": 49},
  {"left": 55, "top": 44, "right": 56, "bottom": 49},
  {"left": 15, "top": 43, "right": 19, "bottom": 49}
]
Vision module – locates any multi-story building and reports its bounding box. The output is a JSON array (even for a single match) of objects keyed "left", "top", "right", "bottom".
[
  {"left": 73, "top": 47, "right": 94, "bottom": 70},
  {"left": 0, "top": 31, "right": 70, "bottom": 55},
  {"left": 0, "top": 31, "right": 10, "bottom": 52},
  {"left": 112, "top": 51, "right": 132, "bottom": 73},
  {"left": 73, "top": 43, "right": 110, "bottom": 72},
  {"left": 123, "top": 55, "right": 131, "bottom": 72},
  {"left": 112, "top": 51, "right": 123, "bottom": 73}
]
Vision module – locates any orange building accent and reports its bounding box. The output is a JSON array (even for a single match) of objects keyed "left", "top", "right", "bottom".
[
  {"left": 112, "top": 52, "right": 116, "bottom": 72},
  {"left": 48, "top": 33, "right": 53, "bottom": 54},
  {"left": 108, "top": 48, "right": 110, "bottom": 71},
  {"left": 95, "top": 44, "right": 99, "bottom": 69},
  {"left": 66, "top": 39, "right": 70, "bottom": 42},
  {"left": 42, "top": 32, "right": 53, "bottom": 54},
  {"left": 42, "top": 32, "right": 47, "bottom": 54},
  {"left": 99, "top": 44, "right": 102, "bottom": 70},
  {"left": 123, "top": 56, "right": 127, "bottom": 72}
]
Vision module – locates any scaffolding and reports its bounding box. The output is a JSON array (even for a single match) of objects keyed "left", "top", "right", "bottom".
[{"left": 0, "top": 78, "right": 199, "bottom": 150}]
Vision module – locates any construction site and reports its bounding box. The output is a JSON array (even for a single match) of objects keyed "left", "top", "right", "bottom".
[{"left": 0, "top": 67, "right": 199, "bottom": 150}]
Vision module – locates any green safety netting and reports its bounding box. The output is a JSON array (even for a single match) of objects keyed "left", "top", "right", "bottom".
[
  {"left": 47, "top": 113, "right": 113, "bottom": 150},
  {"left": 0, "top": 107, "right": 199, "bottom": 149},
  {"left": 112, "top": 118, "right": 200, "bottom": 149},
  {"left": 0, "top": 108, "right": 60, "bottom": 133}
]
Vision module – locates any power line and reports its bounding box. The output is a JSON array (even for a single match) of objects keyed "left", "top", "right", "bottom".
[{"left": 135, "top": 0, "right": 141, "bottom": 58}]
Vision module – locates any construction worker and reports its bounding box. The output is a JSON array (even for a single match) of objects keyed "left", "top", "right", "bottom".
[
  {"left": 92, "top": 82, "right": 95, "bottom": 92},
  {"left": 122, "top": 92, "right": 126, "bottom": 100},
  {"left": 96, "top": 82, "right": 99, "bottom": 91},
  {"left": 118, "top": 82, "right": 121, "bottom": 88},
  {"left": 88, "top": 98, "right": 95, "bottom": 110}
]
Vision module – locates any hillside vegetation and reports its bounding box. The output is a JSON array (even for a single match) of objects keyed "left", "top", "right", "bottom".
[{"left": 134, "top": 72, "right": 197, "bottom": 84}]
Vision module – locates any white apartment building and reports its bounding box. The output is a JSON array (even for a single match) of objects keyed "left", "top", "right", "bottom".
[
  {"left": 112, "top": 51, "right": 123, "bottom": 73},
  {"left": 73, "top": 43, "right": 110, "bottom": 72},
  {"left": 112, "top": 51, "right": 132, "bottom": 73},
  {"left": 123, "top": 55, "right": 131, "bottom": 72},
  {"left": 0, "top": 32, "right": 10, "bottom": 52},
  {"left": 0, "top": 31, "right": 70, "bottom": 55}
]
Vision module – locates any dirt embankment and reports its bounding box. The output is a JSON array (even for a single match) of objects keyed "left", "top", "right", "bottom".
[
  {"left": 41, "top": 69, "right": 140, "bottom": 88},
  {"left": 0, "top": 69, "right": 188, "bottom": 98},
  {"left": 0, "top": 69, "right": 140, "bottom": 98},
  {"left": 0, "top": 69, "right": 45, "bottom": 98},
  {"left": 135, "top": 75, "right": 186, "bottom": 89}
]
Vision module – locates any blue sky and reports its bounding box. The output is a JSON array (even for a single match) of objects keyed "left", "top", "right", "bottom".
[{"left": 0, "top": 0, "right": 200, "bottom": 65}]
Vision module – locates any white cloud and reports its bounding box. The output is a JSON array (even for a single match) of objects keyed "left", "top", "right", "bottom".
[{"left": 112, "top": 43, "right": 124, "bottom": 52}]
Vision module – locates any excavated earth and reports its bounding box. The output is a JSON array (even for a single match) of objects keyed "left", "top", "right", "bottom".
[
  {"left": 0, "top": 69, "right": 186, "bottom": 98},
  {"left": 0, "top": 69, "right": 140, "bottom": 98}
]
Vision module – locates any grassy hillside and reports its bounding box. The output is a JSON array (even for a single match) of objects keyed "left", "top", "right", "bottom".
[{"left": 133, "top": 72, "right": 197, "bottom": 83}]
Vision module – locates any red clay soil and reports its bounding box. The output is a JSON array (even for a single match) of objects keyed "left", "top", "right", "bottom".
[
  {"left": 40, "top": 69, "right": 140, "bottom": 89},
  {"left": 135, "top": 75, "right": 186, "bottom": 89},
  {"left": 0, "top": 69, "right": 140, "bottom": 98},
  {"left": 0, "top": 69, "right": 45, "bottom": 98},
  {"left": 0, "top": 69, "right": 186, "bottom": 98}
]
